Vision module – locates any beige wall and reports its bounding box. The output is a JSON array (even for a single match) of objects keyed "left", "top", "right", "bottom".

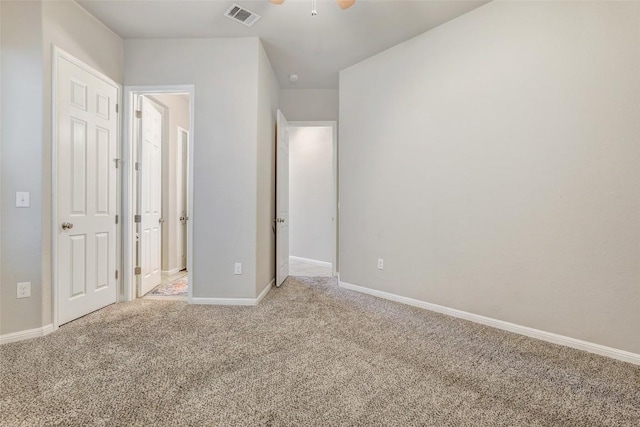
[
  {"left": 125, "top": 37, "right": 273, "bottom": 299},
  {"left": 255, "top": 42, "right": 280, "bottom": 295},
  {"left": 1, "top": 1, "right": 45, "bottom": 334},
  {"left": 0, "top": 0, "right": 123, "bottom": 335},
  {"left": 339, "top": 1, "right": 640, "bottom": 354},
  {"left": 149, "top": 94, "right": 190, "bottom": 275},
  {"left": 279, "top": 89, "right": 338, "bottom": 122}
]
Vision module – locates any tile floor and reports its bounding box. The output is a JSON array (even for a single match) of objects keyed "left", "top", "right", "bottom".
[{"left": 289, "top": 257, "right": 333, "bottom": 277}]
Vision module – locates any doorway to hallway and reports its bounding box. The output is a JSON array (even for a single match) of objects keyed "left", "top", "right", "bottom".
[
  {"left": 123, "top": 86, "right": 194, "bottom": 302},
  {"left": 287, "top": 121, "right": 338, "bottom": 278}
]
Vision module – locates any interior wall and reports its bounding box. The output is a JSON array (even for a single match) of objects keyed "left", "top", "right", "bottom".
[
  {"left": 339, "top": 1, "right": 640, "bottom": 354},
  {"left": 0, "top": 1, "right": 45, "bottom": 335},
  {"left": 255, "top": 41, "right": 279, "bottom": 296},
  {"left": 279, "top": 89, "right": 338, "bottom": 122},
  {"left": 289, "top": 126, "right": 334, "bottom": 264},
  {"left": 41, "top": 0, "right": 124, "bottom": 330},
  {"left": 148, "top": 94, "right": 190, "bottom": 275},
  {"left": 0, "top": 0, "right": 123, "bottom": 335},
  {"left": 124, "top": 38, "right": 262, "bottom": 299}
]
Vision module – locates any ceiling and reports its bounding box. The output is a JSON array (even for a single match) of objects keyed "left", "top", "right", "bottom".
[{"left": 77, "top": 0, "right": 488, "bottom": 89}]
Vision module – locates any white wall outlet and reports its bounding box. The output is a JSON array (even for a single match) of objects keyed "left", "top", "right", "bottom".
[
  {"left": 17, "top": 282, "right": 31, "bottom": 298},
  {"left": 377, "top": 258, "right": 384, "bottom": 270},
  {"left": 234, "top": 263, "right": 242, "bottom": 275},
  {"left": 15, "top": 192, "right": 30, "bottom": 208}
]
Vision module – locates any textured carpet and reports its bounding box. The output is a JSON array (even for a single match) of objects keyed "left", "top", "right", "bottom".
[
  {"left": 1, "top": 276, "right": 639, "bottom": 426},
  {"left": 150, "top": 275, "right": 188, "bottom": 296}
]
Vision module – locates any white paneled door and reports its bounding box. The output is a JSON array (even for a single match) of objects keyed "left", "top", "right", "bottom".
[
  {"left": 138, "top": 97, "right": 163, "bottom": 296},
  {"left": 276, "top": 110, "right": 290, "bottom": 287},
  {"left": 56, "top": 53, "right": 118, "bottom": 325}
]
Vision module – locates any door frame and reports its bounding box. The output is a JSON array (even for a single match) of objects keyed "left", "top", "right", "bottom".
[
  {"left": 51, "top": 46, "right": 122, "bottom": 330},
  {"left": 287, "top": 121, "right": 339, "bottom": 276},
  {"left": 122, "top": 85, "right": 195, "bottom": 302}
]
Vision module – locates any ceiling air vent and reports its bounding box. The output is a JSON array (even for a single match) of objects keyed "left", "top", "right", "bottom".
[{"left": 225, "top": 4, "right": 262, "bottom": 27}]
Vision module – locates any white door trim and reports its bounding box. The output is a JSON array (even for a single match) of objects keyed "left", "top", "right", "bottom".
[
  {"left": 122, "top": 85, "right": 195, "bottom": 303},
  {"left": 51, "top": 47, "right": 122, "bottom": 330},
  {"left": 288, "top": 121, "right": 338, "bottom": 276}
]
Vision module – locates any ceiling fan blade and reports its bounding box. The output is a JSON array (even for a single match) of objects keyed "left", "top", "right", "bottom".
[
  {"left": 269, "top": 0, "right": 285, "bottom": 4},
  {"left": 336, "top": 0, "right": 355, "bottom": 10}
]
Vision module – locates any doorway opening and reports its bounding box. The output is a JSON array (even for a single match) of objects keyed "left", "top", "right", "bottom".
[
  {"left": 287, "top": 121, "right": 338, "bottom": 278},
  {"left": 123, "top": 86, "right": 194, "bottom": 302}
]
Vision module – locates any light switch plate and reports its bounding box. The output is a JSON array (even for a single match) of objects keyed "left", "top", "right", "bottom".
[{"left": 16, "top": 192, "right": 30, "bottom": 208}]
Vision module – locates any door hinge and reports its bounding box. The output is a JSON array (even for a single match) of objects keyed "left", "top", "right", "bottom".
[
  {"left": 115, "top": 214, "right": 119, "bottom": 224},
  {"left": 135, "top": 162, "right": 142, "bottom": 171},
  {"left": 113, "top": 158, "right": 121, "bottom": 168},
  {"left": 134, "top": 214, "right": 141, "bottom": 223},
  {"left": 134, "top": 266, "right": 141, "bottom": 275},
  {"left": 116, "top": 103, "right": 119, "bottom": 113},
  {"left": 115, "top": 270, "right": 119, "bottom": 280},
  {"left": 135, "top": 110, "right": 142, "bottom": 119}
]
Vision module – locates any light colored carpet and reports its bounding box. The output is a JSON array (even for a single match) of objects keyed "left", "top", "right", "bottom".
[{"left": 1, "top": 276, "right": 639, "bottom": 426}]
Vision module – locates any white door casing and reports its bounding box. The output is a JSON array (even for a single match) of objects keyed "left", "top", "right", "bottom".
[
  {"left": 138, "top": 97, "right": 163, "bottom": 295},
  {"left": 56, "top": 54, "right": 118, "bottom": 325},
  {"left": 276, "top": 110, "right": 290, "bottom": 287}
]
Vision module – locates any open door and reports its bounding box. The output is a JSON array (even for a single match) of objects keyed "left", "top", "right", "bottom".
[
  {"left": 137, "top": 96, "right": 163, "bottom": 296},
  {"left": 275, "top": 110, "right": 290, "bottom": 287},
  {"left": 178, "top": 128, "right": 189, "bottom": 271}
]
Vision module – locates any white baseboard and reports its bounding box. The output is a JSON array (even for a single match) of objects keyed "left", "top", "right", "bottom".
[
  {"left": 162, "top": 267, "right": 183, "bottom": 276},
  {"left": 0, "top": 324, "right": 54, "bottom": 345},
  {"left": 290, "top": 256, "right": 332, "bottom": 269},
  {"left": 338, "top": 280, "right": 640, "bottom": 366},
  {"left": 191, "top": 278, "right": 274, "bottom": 307}
]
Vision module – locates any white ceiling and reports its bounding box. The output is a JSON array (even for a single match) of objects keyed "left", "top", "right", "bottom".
[{"left": 77, "top": 0, "right": 488, "bottom": 89}]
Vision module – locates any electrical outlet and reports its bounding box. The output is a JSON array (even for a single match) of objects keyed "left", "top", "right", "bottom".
[
  {"left": 17, "top": 282, "right": 31, "bottom": 298},
  {"left": 234, "top": 263, "right": 242, "bottom": 275},
  {"left": 377, "top": 258, "right": 384, "bottom": 270}
]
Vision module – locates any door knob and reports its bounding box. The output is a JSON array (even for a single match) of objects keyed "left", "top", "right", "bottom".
[
  {"left": 159, "top": 218, "right": 165, "bottom": 224},
  {"left": 61, "top": 222, "right": 74, "bottom": 230}
]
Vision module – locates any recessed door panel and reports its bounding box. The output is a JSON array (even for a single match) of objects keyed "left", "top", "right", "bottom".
[
  {"left": 95, "top": 232, "right": 109, "bottom": 291},
  {"left": 95, "top": 127, "right": 110, "bottom": 215},
  {"left": 70, "top": 235, "right": 87, "bottom": 298},
  {"left": 70, "top": 119, "right": 87, "bottom": 215}
]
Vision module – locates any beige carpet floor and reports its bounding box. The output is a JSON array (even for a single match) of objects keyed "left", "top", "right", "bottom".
[{"left": 1, "top": 276, "right": 639, "bottom": 426}]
